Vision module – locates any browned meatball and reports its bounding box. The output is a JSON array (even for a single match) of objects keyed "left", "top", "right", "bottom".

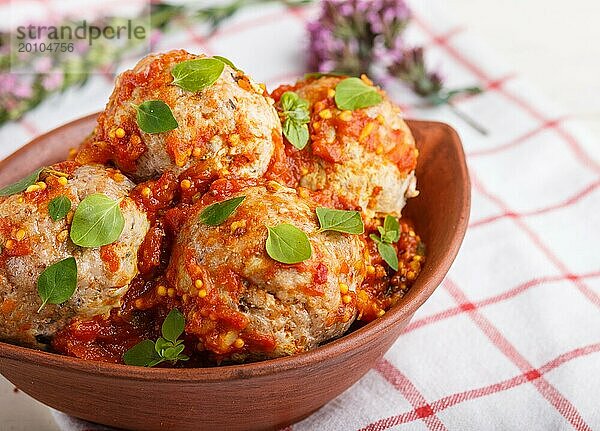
[
  {"left": 167, "top": 182, "right": 366, "bottom": 361},
  {"left": 0, "top": 164, "right": 150, "bottom": 348},
  {"left": 77, "top": 50, "right": 281, "bottom": 181},
  {"left": 270, "top": 76, "right": 418, "bottom": 219}
]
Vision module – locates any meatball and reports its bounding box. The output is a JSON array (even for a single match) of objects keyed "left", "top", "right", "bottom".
[
  {"left": 0, "top": 164, "right": 150, "bottom": 348},
  {"left": 167, "top": 182, "right": 366, "bottom": 361},
  {"left": 270, "top": 76, "right": 419, "bottom": 219},
  {"left": 77, "top": 50, "right": 281, "bottom": 181}
]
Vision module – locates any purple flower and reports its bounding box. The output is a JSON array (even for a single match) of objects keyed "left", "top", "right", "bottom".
[
  {"left": 307, "top": 0, "right": 411, "bottom": 76},
  {"left": 42, "top": 72, "right": 64, "bottom": 92},
  {"left": 388, "top": 47, "right": 443, "bottom": 97}
]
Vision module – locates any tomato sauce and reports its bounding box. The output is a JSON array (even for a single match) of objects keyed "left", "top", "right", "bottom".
[{"left": 49, "top": 73, "right": 425, "bottom": 366}]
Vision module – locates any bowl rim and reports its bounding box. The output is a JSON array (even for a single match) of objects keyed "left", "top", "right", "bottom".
[{"left": 0, "top": 115, "right": 470, "bottom": 383}]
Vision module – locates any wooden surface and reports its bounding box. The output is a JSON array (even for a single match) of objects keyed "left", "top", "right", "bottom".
[{"left": 0, "top": 117, "right": 469, "bottom": 431}]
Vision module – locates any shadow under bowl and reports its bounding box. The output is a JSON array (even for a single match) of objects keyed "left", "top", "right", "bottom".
[{"left": 0, "top": 115, "right": 470, "bottom": 431}]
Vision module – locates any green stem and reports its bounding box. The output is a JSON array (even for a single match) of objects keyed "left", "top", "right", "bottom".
[{"left": 447, "top": 101, "right": 488, "bottom": 136}]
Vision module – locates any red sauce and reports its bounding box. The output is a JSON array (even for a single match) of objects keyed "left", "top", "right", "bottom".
[
  {"left": 49, "top": 74, "right": 425, "bottom": 366},
  {"left": 100, "top": 244, "right": 120, "bottom": 273}
]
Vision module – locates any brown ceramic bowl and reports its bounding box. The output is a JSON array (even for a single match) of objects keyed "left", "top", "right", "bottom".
[{"left": 0, "top": 114, "right": 470, "bottom": 431}]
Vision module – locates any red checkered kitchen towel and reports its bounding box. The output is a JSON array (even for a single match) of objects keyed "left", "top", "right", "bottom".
[{"left": 2, "top": 1, "right": 599, "bottom": 430}]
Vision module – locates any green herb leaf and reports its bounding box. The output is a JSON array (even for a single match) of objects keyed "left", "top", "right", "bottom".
[
  {"left": 283, "top": 120, "right": 309, "bottom": 150},
  {"left": 334, "top": 77, "right": 382, "bottom": 110},
  {"left": 281, "top": 91, "right": 310, "bottom": 123},
  {"left": 266, "top": 223, "right": 312, "bottom": 264},
  {"left": 200, "top": 196, "right": 245, "bottom": 226},
  {"left": 162, "top": 344, "right": 186, "bottom": 360},
  {"left": 279, "top": 91, "right": 310, "bottom": 150},
  {"left": 135, "top": 100, "right": 178, "bottom": 134},
  {"left": 213, "top": 55, "right": 239, "bottom": 71},
  {"left": 123, "top": 340, "right": 161, "bottom": 367},
  {"left": 370, "top": 215, "right": 401, "bottom": 271},
  {"left": 37, "top": 257, "right": 78, "bottom": 312},
  {"left": 382, "top": 215, "right": 400, "bottom": 243},
  {"left": 161, "top": 308, "right": 185, "bottom": 343},
  {"left": 171, "top": 58, "right": 224, "bottom": 92},
  {"left": 0, "top": 167, "right": 44, "bottom": 197},
  {"left": 123, "top": 308, "right": 189, "bottom": 367},
  {"left": 376, "top": 241, "right": 398, "bottom": 271},
  {"left": 48, "top": 195, "right": 72, "bottom": 221},
  {"left": 316, "top": 207, "right": 364, "bottom": 234},
  {"left": 70, "top": 194, "right": 125, "bottom": 247}
]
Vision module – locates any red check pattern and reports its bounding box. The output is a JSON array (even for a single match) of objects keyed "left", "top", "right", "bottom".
[{"left": 1, "top": 1, "right": 598, "bottom": 430}]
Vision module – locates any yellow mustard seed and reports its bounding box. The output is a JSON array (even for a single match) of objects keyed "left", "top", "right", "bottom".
[
  {"left": 338, "top": 110, "right": 352, "bottom": 121},
  {"left": 300, "top": 166, "right": 309, "bottom": 176},
  {"left": 194, "top": 279, "right": 203, "bottom": 289},
  {"left": 319, "top": 109, "right": 332, "bottom": 119},
  {"left": 198, "top": 289, "right": 207, "bottom": 298},
  {"left": 266, "top": 180, "right": 283, "bottom": 192},
  {"left": 192, "top": 147, "right": 202, "bottom": 158},
  {"left": 339, "top": 283, "right": 349, "bottom": 294},
  {"left": 4, "top": 240, "right": 14, "bottom": 250},
  {"left": 25, "top": 184, "right": 41, "bottom": 193},
  {"left": 15, "top": 229, "right": 26, "bottom": 241},
  {"left": 234, "top": 338, "right": 245, "bottom": 349},
  {"left": 376, "top": 114, "right": 385, "bottom": 125},
  {"left": 180, "top": 179, "right": 192, "bottom": 190},
  {"left": 360, "top": 74, "right": 373, "bottom": 85},
  {"left": 377, "top": 309, "right": 386, "bottom": 317},
  {"left": 57, "top": 176, "right": 68, "bottom": 186},
  {"left": 298, "top": 188, "right": 309, "bottom": 199},
  {"left": 57, "top": 230, "right": 69, "bottom": 242},
  {"left": 141, "top": 187, "right": 152, "bottom": 199},
  {"left": 230, "top": 220, "right": 247, "bottom": 233},
  {"left": 327, "top": 88, "right": 335, "bottom": 98},
  {"left": 229, "top": 134, "right": 241, "bottom": 146},
  {"left": 366, "top": 265, "right": 376, "bottom": 275},
  {"left": 359, "top": 122, "right": 375, "bottom": 142},
  {"left": 115, "top": 127, "right": 126, "bottom": 138},
  {"left": 17, "top": 197, "right": 24, "bottom": 204},
  {"left": 156, "top": 285, "right": 167, "bottom": 296},
  {"left": 36, "top": 181, "right": 47, "bottom": 190},
  {"left": 342, "top": 294, "right": 352, "bottom": 304},
  {"left": 167, "top": 288, "right": 176, "bottom": 298}
]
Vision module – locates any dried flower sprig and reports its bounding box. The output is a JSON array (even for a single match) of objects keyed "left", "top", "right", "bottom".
[
  {"left": 307, "top": 0, "right": 410, "bottom": 75},
  {"left": 388, "top": 47, "right": 486, "bottom": 134},
  {"left": 0, "top": 0, "right": 312, "bottom": 128},
  {"left": 307, "top": 0, "right": 487, "bottom": 134}
]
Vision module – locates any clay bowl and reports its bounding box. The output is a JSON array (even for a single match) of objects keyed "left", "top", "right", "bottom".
[{"left": 0, "top": 114, "right": 470, "bottom": 431}]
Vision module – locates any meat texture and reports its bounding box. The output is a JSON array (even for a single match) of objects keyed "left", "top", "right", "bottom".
[
  {"left": 271, "top": 76, "right": 419, "bottom": 219},
  {"left": 77, "top": 50, "right": 281, "bottom": 181},
  {"left": 0, "top": 164, "right": 149, "bottom": 347},
  {"left": 168, "top": 183, "right": 366, "bottom": 361}
]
